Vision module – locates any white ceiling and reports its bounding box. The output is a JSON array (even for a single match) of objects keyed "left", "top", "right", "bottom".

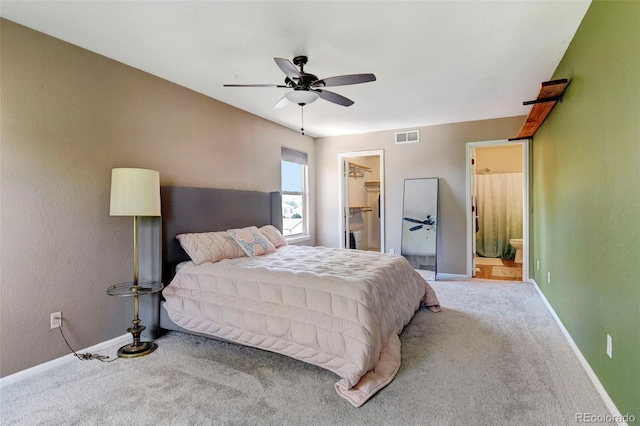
[{"left": 0, "top": 1, "right": 591, "bottom": 138}]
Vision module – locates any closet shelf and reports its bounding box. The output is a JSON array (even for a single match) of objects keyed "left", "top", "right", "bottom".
[
  {"left": 349, "top": 206, "right": 373, "bottom": 213},
  {"left": 513, "top": 79, "right": 569, "bottom": 140},
  {"left": 348, "top": 162, "right": 372, "bottom": 179},
  {"left": 364, "top": 181, "right": 380, "bottom": 192}
]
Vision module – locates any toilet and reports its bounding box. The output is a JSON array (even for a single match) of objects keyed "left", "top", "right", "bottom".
[{"left": 509, "top": 239, "right": 523, "bottom": 263}]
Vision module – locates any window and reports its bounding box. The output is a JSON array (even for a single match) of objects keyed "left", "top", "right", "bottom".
[{"left": 281, "top": 147, "right": 308, "bottom": 239}]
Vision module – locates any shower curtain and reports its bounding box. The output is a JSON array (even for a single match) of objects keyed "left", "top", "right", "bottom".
[{"left": 476, "top": 172, "right": 523, "bottom": 259}]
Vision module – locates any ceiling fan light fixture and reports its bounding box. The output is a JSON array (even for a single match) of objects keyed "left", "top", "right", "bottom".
[{"left": 285, "top": 90, "right": 319, "bottom": 106}]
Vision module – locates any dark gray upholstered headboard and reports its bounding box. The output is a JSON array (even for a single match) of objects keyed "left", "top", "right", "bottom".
[{"left": 161, "top": 186, "right": 283, "bottom": 283}]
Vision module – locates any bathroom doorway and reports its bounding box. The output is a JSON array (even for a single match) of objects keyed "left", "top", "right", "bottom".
[
  {"left": 338, "top": 150, "right": 384, "bottom": 252},
  {"left": 466, "top": 139, "right": 530, "bottom": 280}
]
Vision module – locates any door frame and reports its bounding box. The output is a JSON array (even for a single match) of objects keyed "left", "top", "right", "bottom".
[
  {"left": 338, "top": 150, "right": 385, "bottom": 252},
  {"left": 465, "top": 139, "right": 531, "bottom": 280}
]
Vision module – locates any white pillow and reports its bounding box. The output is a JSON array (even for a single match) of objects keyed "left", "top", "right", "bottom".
[
  {"left": 259, "top": 225, "right": 288, "bottom": 248},
  {"left": 227, "top": 226, "right": 276, "bottom": 257},
  {"left": 175, "top": 231, "right": 246, "bottom": 265}
]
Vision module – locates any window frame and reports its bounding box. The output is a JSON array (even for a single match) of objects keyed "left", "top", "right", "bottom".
[{"left": 281, "top": 147, "right": 310, "bottom": 243}]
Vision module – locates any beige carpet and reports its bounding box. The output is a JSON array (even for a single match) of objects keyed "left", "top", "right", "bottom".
[
  {"left": 417, "top": 269, "right": 436, "bottom": 280},
  {"left": 0, "top": 280, "right": 613, "bottom": 425}
]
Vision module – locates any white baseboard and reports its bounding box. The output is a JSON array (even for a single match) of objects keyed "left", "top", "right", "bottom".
[
  {"left": 529, "top": 279, "right": 628, "bottom": 426},
  {"left": 436, "top": 273, "right": 468, "bottom": 280},
  {"left": 0, "top": 334, "right": 130, "bottom": 388}
]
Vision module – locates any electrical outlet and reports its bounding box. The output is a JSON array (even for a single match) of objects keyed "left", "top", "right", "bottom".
[
  {"left": 606, "top": 334, "right": 613, "bottom": 358},
  {"left": 537, "top": 260, "right": 540, "bottom": 270},
  {"left": 547, "top": 272, "right": 551, "bottom": 284},
  {"left": 50, "top": 312, "right": 62, "bottom": 329},
  {"left": 389, "top": 249, "right": 395, "bottom": 254}
]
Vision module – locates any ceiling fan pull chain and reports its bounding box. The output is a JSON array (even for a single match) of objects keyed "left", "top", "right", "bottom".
[{"left": 301, "top": 106, "right": 305, "bottom": 135}]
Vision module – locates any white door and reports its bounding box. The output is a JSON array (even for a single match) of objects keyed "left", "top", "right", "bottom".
[
  {"left": 338, "top": 151, "right": 385, "bottom": 252},
  {"left": 470, "top": 146, "right": 478, "bottom": 277},
  {"left": 466, "top": 139, "right": 530, "bottom": 280},
  {"left": 342, "top": 159, "right": 350, "bottom": 248}
]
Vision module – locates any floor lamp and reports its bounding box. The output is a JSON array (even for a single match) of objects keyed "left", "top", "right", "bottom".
[{"left": 109, "top": 168, "right": 161, "bottom": 358}]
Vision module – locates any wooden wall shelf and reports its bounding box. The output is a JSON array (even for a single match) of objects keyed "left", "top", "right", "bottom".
[{"left": 514, "top": 79, "right": 569, "bottom": 139}]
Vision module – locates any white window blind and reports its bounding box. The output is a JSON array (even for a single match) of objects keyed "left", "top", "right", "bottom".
[{"left": 281, "top": 147, "right": 308, "bottom": 165}]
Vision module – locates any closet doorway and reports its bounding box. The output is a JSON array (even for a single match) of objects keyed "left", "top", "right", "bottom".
[
  {"left": 466, "top": 139, "right": 530, "bottom": 280},
  {"left": 338, "top": 150, "right": 384, "bottom": 252}
]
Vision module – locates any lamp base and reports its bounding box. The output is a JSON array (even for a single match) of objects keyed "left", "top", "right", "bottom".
[{"left": 117, "top": 341, "right": 158, "bottom": 358}]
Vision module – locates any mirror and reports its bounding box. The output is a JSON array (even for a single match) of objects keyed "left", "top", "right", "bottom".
[{"left": 401, "top": 178, "right": 439, "bottom": 277}]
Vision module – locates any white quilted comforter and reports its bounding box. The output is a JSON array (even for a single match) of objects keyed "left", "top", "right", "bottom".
[{"left": 162, "top": 245, "right": 440, "bottom": 407}]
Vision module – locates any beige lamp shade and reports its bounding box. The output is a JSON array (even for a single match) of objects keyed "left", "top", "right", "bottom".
[{"left": 110, "top": 168, "right": 161, "bottom": 216}]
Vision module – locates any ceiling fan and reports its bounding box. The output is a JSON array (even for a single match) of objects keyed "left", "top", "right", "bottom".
[
  {"left": 224, "top": 56, "right": 376, "bottom": 109},
  {"left": 404, "top": 216, "right": 436, "bottom": 232}
]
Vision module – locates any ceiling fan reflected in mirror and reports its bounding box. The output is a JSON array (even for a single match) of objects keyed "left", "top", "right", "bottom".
[
  {"left": 404, "top": 216, "right": 436, "bottom": 233},
  {"left": 224, "top": 56, "right": 376, "bottom": 109}
]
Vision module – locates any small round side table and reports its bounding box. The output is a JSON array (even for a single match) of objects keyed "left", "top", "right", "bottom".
[{"left": 107, "top": 281, "right": 164, "bottom": 358}]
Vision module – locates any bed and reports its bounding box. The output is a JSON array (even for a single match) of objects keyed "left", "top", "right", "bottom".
[{"left": 148, "top": 186, "right": 440, "bottom": 407}]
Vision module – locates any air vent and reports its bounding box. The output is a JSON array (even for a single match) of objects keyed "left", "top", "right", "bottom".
[{"left": 395, "top": 130, "right": 419, "bottom": 144}]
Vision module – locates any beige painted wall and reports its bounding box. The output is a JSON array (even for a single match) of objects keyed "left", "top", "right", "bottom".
[
  {"left": 475, "top": 145, "right": 522, "bottom": 173},
  {"left": 0, "top": 17, "right": 524, "bottom": 377},
  {"left": 0, "top": 20, "right": 314, "bottom": 377},
  {"left": 315, "top": 117, "right": 525, "bottom": 275}
]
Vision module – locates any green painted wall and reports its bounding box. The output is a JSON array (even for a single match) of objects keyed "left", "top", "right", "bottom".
[{"left": 532, "top": 0, "right": 639, "bottom": 417}]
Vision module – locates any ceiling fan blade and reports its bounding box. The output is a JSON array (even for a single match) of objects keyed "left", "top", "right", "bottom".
[
  {"left": 409, "top": 225, "right": 424, "bottom": 232},
  {"left": 403, "top": 217, "right": 424, "bottom": 224},
  {"left": 223, "top": 84, "right": 287, "bottom": 88},
  {"left": 313, "top": 73, "right": 376, "bottom": 87},
  {"left": 273, "top": 96, "right": 290, "bottom": 109},
  {"left": 314, "top": 89, "right": 354, "bottom": 107},
  {"left": 274, "top": 58, "right": 301, "bottom": 80}
]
